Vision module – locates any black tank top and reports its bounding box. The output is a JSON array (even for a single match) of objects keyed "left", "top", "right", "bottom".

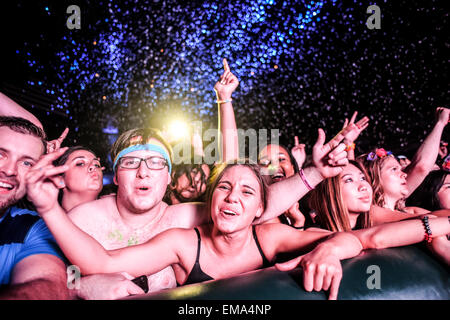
[{"left": 180, "top": 226, "right": 271, "bottom": 286}]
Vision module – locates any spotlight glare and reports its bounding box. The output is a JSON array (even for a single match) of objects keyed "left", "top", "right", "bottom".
[{"left": 167, "top": 119, "right": 190, "bottom": 142}]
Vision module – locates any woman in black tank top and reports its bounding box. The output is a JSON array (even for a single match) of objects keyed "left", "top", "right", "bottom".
[
  {"left": 33, "top": 160, "right": 450, "bottom": 299},
  {"left": 39, "top": 161, "right": 378, "bottom": 299}
]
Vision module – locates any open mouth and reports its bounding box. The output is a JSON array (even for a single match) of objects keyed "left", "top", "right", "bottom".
[
  {"left": 0, "top": 181, "right": 14, "bottom": 192},
  {"left": 136, "top": 186, "right": 151, "bottom": 192},
  {"left": 221, "top": 209, "right": 238, "bottom": 216},
  {"left": 271, "top": 172, "right": 285, "bottom": 182}
]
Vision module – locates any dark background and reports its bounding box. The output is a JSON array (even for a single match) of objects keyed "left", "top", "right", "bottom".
[{"left": 1, "top": 0, "right": 448, "bottom": 173}]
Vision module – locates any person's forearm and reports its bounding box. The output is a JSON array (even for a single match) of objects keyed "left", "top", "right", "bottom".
[
  {"left": 353, "top": 215, "right": 450, "bottom": 250},
  {"left": 428, "top": 236, "right": 450, "bottom": 266},
  {"left": 256, "top": 166, "right": 324, "bottom": 224},
  {"left": 316, "top": 232, "right": 363, "bottom": 260},
  {"left": 40, "top": 205, "right": 111, "bottom": 275},
  {"left": 0, "top": 93, "right": 44, "bottom": 131},
  {"left": 406, "top": 121, "right": 446, "bottom": 195},
  {"left": 218, "top": 102, "right": 239, "bottom": 162},
  {"left": 0, "top": 278, "right": 69, "bottom": 300}
]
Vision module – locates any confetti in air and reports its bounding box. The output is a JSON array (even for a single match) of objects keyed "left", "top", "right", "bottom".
[{"left": 1, "top": 0, "right": 448, "bottom": 168}]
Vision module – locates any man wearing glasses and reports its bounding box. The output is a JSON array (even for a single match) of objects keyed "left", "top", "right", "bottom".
[
  {"left": 64, "top": 128, "right": 210, "bottom": 299},
  {"left": 29, "top": 126, "right": 350, "bottom": 299}
]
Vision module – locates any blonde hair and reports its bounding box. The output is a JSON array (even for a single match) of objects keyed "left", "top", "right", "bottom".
[
  {"left": 357, "top": 152, "right": 406, "bottom": 211},
  {"left": 111, "top": 127, "right": 173, "bottom": 165},
  {"left": 308, "top": 161, "right": 373, "bottom": 231}
]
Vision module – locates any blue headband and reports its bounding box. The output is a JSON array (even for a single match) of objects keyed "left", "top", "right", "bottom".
[{"left": 113, "top": 144, "right": 172, "bottom": 174}]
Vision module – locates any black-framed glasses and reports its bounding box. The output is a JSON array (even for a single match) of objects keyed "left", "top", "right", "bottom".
[{"left": 117, "top": 156, "right": 168, "bottom": 170}]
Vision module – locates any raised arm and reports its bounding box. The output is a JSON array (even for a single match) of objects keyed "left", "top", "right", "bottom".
[
  {"left": 0, "top": 92, "right": 70, "bottom": 153},
  {"left": 214, "top": 58, "right": 240, "bottom": 162},
  {"left": 0, "top": 92, "right": 44, "bottom": 131},
  {"left": 255, "top": 128, "right": 349, "bottom": 224},
  {"left": 341, "top": 111, "right": 369, "bottom": 161},
  {"left": 404, "top": 107, "right": 449, "bottom": 196}
]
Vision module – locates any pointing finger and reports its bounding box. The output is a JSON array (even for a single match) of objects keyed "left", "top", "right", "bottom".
[
  {"left": 58, "top": 127, "right": 69, "bottom": 142},
  {"left": 223, "top": 58, "right": 230, "bottom": 72},
  {"left": 349, "top": 111, "right": 358, "bottom": 124}
]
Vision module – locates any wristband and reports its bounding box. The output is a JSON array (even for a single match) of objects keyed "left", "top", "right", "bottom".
[
  {"left": 345, "top": 143, "right": 355, "bottom": 151},
  {"left": 299, "top": 169, "right": 314, "bottom": 191},
  {"left": 421, "top": 216, "right": 433, "bottom": 243},
  {"left": 216, "top": 99, "right": 232, "bottom": 104}
]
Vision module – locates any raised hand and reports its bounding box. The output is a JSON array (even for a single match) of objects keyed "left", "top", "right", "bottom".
[
  {"left": 435, "top": 107, "right": 450, "bottom": 126},
  {"left": 25, "top": 147, "right": 69, "bottom": 214},
  {"left": 312, "top": 128, "right": 348, "bottom": 179},
  {"left": 47, "top": 127, "right": 69, "bottom": 154},
  {"left": 214, "top": 58, "right": 239, "bottom": 101},
  {"left": 291, "top": 136, "right": 306, "bottom": 169},
  {"left": 341, "top": 111, "right": 369, "bottom": 144}
]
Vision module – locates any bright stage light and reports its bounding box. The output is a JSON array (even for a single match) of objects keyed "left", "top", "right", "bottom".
[{"left": 167, "top": 119, "right": 190, "bottom": 142}]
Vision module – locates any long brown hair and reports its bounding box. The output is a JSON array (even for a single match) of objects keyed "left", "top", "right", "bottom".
[{"left": 308, "top": 161, "right": 373, "bottom": 231}]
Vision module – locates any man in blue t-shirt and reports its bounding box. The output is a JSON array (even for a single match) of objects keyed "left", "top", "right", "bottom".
[{"left": 0, "top": 115, "right": 68, "bottom": 299}]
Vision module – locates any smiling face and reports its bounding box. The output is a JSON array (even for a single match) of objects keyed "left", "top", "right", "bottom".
[
  {"left": 379, "top": 157, "right": 408, "bottom": 201},
  {"left": 114, "top": 139, "right": 171, "bottom": 214},
  {"left": 63, "top": 150, "right": 103, "bottom": 195},
  {"left": 437, "top": 174, "right": 450, "bottom": 209},
  {"left": 210, "top": 165, "right": 264, "bottom": 234},
  {"left": 0, "top": 126, "right": 44, "bottom": 213},
  {"left": 258, "top": 144, "right": 295, "bottom": 183},
  {"left": 339, "top": 164, "right": 373, "bottom": 214}
]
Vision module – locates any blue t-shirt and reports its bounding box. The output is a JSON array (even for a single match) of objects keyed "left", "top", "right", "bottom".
[{"left": 0, "top": 206, "right": 64, "bottom": 285}]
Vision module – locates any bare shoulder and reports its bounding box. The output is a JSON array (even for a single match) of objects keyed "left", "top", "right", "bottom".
[
  {"left": 164, "top": 202, "right": 208, "bottom": 228},
  {"left": 68, "top": 197, "right": 116, "bottom": 227},
  {"left": 159, "top": 226, "right": 197, "bottom": 239},
  {"left": 254, "top": 223, "right": 299, "bottom": 246},
  {"left": 256, "top": 222, "right": 292, "bottom": 234}
]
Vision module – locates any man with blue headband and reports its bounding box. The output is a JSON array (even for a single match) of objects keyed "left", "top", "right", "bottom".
[{"left": 60, "top": 127, "right": 197, "bottom": 299}]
